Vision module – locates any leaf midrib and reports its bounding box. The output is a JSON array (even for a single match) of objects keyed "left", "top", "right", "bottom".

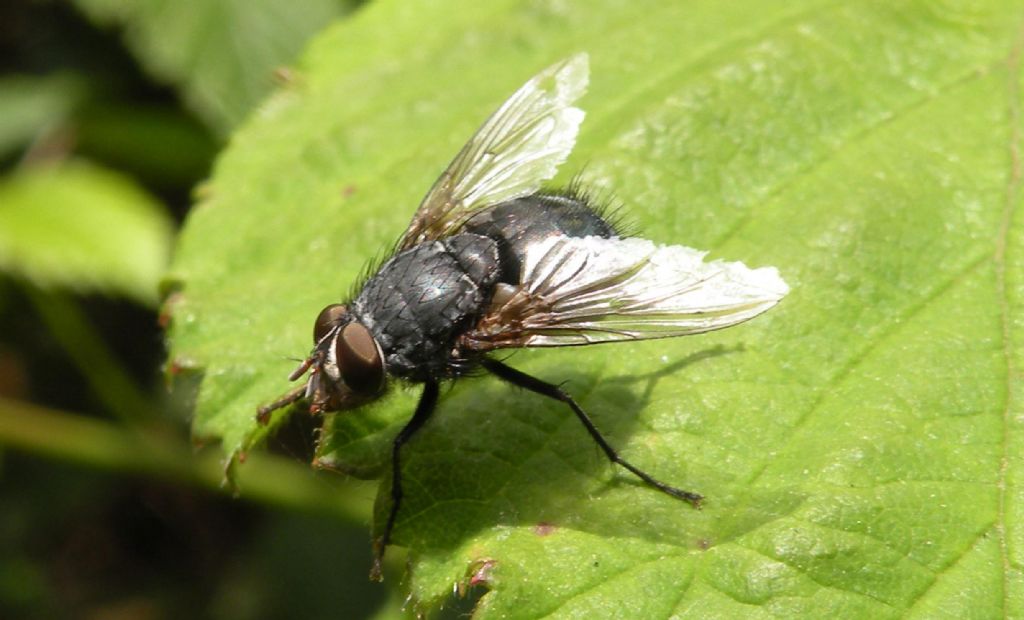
[{"left": 993, "top": 12, "right": 1024, "bottom": 617}]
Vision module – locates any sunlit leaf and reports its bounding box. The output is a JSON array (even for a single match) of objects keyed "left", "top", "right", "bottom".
[
  {"left": 168, "top": 0, "right": 1024, "bottom": 616},
  {"left": 0, "top": 161, "right": 173, "bottom": 305},
  {"left": 72, "top": 0, "right": 359, "bottom": 134}
]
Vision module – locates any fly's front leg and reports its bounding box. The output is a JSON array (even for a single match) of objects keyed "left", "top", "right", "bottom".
[
  {"left": 370, "top": 380, "right": 440, "bottom": 581},
  {"left": 481, "top": 358, "right": 702, "bottom": 506}
]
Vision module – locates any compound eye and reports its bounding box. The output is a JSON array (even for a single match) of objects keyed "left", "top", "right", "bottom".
[
  {"left": 313, "top": 304, "right": 348, "bottom": 343},
  {"left": 334, "top": 321, "right": 384, "bottom": 394}
]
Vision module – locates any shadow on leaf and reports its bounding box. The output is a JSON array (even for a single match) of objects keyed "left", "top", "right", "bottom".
[{"left": 306, "top": 343, "right": 808, "bottom": 574}]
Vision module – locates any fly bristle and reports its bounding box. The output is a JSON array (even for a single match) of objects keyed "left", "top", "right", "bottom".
[
  {"left": 348, "top": 244, "right": 395, "bottom": 300},
  {"left": 538, "top": 175, "right": 635, "bottom": 238}
]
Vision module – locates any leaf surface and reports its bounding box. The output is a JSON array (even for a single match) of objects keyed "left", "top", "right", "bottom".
[
  {"left": 0, "top": 161, "right": 173, "bottom": 305},
  {"left": 168, "top": 0, "right": 1024, "bottom": 615},
  {"left": 0, "top": 74, "right": 83, "bottom": 159},
  {"left": 73, "top": 0, "right": 358, "bottom": 133}
]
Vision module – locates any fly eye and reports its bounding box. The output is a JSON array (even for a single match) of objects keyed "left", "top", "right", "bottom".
[
  {"left": 334, "top": 322, "right": 384, "bottom": 394},
  {"left": 314, "top": 304, "right": 348, "bottom": 342}
]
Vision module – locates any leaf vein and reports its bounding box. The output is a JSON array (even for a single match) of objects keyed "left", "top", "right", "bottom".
[
  {"left": 993, "top": 13, "right": 1024, "bottom": 615},
  {"left": 730, "top": 541, "right": 900, "bottom": 611},
  {"left": 745, "top": 249, "right": 991, "bottom": 487}
]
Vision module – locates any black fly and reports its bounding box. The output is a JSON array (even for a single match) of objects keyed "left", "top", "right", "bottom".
[{"left": 257, "top": 54, "right": 789, "bottom": 579}]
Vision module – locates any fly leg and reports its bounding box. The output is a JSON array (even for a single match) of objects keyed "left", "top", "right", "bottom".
[
  {"left": 481, "top": 358, "right": 703, "bottom": 507},
  {"left": 371, "top": 380, "right": 440, "bottom": 581}
]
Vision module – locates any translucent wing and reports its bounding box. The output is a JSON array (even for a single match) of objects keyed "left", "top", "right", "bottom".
[
  {"left": 398, "top": 53, "right": 589, "bottom": 250},
  {"left": 461, "top": 236, "right": 790, "bottom": 349}
]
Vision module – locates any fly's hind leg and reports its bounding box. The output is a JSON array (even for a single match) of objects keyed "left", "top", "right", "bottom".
[{"left": 481, "top": 358, "right": 703, "bottom": 506}]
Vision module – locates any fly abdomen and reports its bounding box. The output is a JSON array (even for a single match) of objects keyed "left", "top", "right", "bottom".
[
  {"left": 351, "top": 234, "right": 500, "bottom": 381},
  {"left": 462, "top": 191, "right": 618, "bottom": 284}
]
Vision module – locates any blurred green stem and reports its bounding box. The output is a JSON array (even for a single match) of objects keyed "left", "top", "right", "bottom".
[
  {"left": 25, "top": 286, "right": 155, "bottom": 426},
  {"left": 0, "top": 397, "right": 374, "bottom": 524}
]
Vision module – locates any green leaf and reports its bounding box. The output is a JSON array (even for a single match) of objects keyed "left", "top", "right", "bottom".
[
  {"left": 75, "top": 102, "right": 217, "bottom": 190},
  {"left": 72, "top": 0, "right": 359, "bottom": 134},
  {"left": 0, "top": 74, "right": 84, "bottom": 159},
  {"left": 168, "top": 0, "right": 1024, "bottom": 616},
  {"left": 0, "top": 161, "right": 173, "bottom": 305}
]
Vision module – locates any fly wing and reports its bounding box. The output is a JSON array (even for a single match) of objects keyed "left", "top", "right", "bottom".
[
  {"left": 461, "top": 236, "right": 790, "bottom": 349},
  {"left": 398, "top": 53, "right": 589, "bottom": 250}
]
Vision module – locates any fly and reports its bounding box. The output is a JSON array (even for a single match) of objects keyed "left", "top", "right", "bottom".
[{"left": 257, "top": 53, "right": 789, "bottom": 579}]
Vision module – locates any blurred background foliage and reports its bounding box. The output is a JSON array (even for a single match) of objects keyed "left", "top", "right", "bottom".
[{"left": 0, "top": 1, "right": 416, "bottom": 618}]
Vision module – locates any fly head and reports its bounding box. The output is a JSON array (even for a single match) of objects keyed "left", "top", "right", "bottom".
[{"left": 256, "top": 304, "right": 386, "bottom": 424}]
